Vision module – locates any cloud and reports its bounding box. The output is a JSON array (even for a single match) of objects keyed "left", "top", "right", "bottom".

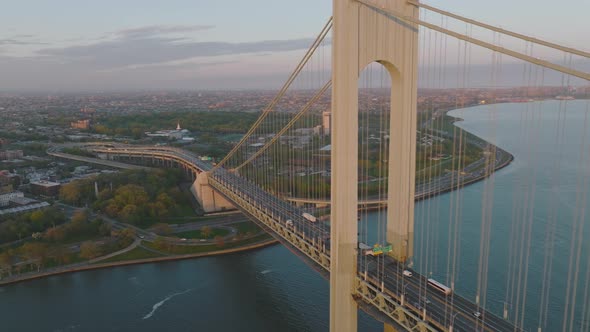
[
  {"left": 12, "top": 34, "right": 35, "bottom": 38},
  {"left": 113, "top": 25, "right": 215, "bottom": 39},
  {"left": 99, "top": 59, "right": 239, "bottom": 72},
  {"left": 0, "top": 38, "right": 48, "bottom": 46},
  {"left": 0, "top": 53, "right": 282, "bottom": 91},
  {"left": 36, "top": 35, "right": 315, "bottom": 68},
  {"left": 0, "top": 33, "right": 48, "bottom": 46},
  {"left": 0, "top": 24, "right": 322, "bottom": 91}
]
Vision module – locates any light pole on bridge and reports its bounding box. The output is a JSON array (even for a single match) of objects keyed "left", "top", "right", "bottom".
[
  {"left": 401, "top": 283, "right": 411, "bottom": 306},
  {"left": 449, "top": 312, "right": 460, "bottom": 332}
]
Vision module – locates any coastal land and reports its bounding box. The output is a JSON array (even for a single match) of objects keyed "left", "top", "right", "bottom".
[{"left": 0, "top": 102, "right": 518, "bottom": 286}]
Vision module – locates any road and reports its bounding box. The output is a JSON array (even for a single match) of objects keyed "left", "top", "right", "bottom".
[
  {"left": 50, "top": 143, "right": 519, "bottom": 331},
  {"left": 210, "top": 167, "right": 520, "bottom": 332}
]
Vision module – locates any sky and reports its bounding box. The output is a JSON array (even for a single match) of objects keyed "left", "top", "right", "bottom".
[{"left": 0, "top": 0, "right": 588, "bottom": 92}]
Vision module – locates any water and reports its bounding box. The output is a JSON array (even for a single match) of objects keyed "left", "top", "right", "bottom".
[
  {"left": 363, "top": 100, "right": 590, "bottom": 331},
  {"left": 1, "top": 100, "right": 589, "bottom": 331}
]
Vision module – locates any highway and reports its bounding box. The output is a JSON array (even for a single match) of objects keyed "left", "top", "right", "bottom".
[
  {"left": 52, "top": 143, "right": 519, "bottom": 331},
  {"left": 364, "top": 255, "right": 519, "bottom": 332},
  {"left": 210, "top": 167, "right": 519, "bottom": 331}
]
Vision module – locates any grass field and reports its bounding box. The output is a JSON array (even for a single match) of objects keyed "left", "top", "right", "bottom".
[
  {"left": 100, "top": 245, "right": 164, "bottom": 263},
  {"left": 172, "top": 228, "right": 230, "bottom": 239}
]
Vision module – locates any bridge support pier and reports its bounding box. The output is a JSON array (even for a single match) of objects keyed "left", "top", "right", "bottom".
[
  {"left": 331, "top": 1, "right": 418, "bottom": 332},
  {"left": 190, "top": 171, "right": 235, "bottom": 213}
]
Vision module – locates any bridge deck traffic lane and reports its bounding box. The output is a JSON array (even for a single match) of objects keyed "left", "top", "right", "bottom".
[
  {"left": 59, "top": 143, "right": 520, "bottom": 332},
  {"left": 363, "top": 253, "right": 517, "bottom": 332}
]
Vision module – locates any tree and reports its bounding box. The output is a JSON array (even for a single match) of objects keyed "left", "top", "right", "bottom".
[
  {"left": 119, "top": 204, "right": 139, "bottom": 224},
  {"left": 71, "top": 209, "right": 89, "bottom": 224},
  {"left": 118, "top": 228, "right": 136, "bottom": 241},
  {"left": 44, "top": 227, "right": 66, "bottom": 242},
  {"left": 131, "top": 127, "right": 143, "bottom": 139},
  {"left": 105, "top": 203, "right": 120, "bottom": 218},
  {"left": 80, "top": 241, "right": 101, "bottom": 260},
  {"left": 52, "top": 246, "right": 71, "bottom": 265},
  {"left": 29, "top": 210, "right": 46, "bottom": 229},
  {"left": 214, "top": 235, "right": 225, "bottom": 248},
  {"left": 60, "top": 181, "right": 83, "bottom": 206},
  {"left": 0, "top": 251, "right": 15, "bottom": 277},
  {"left": 114, "top": 184, "right": 149, "bottom": 207},
  {"left": 21, "top": 242, "right": 49, "bottom": 272},
  {"left": 156, "top": 193, "right": 175, "bottom": 208},
  {"left": 153, "top": 237, "right": 167, "bottom": 251},
  {"left": 9, "top": 222, "right": 30, "bottom": 241},
  {"left": 201, "top": 226, "right": 212, "bottom": 238},
  {"left": 148, "top": 201, "right": 169, "bottom": 219}
]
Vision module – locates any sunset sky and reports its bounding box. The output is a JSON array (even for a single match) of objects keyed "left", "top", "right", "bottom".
[{"left": 1, "top": 0, "right": 588, "bottom": 91}]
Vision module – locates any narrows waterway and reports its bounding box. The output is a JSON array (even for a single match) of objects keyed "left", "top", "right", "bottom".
[{"left": 1, "top": 100, "right": 589, "bottom": 331}]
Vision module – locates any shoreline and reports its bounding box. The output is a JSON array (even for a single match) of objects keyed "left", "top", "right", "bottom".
[
  {"left": 356, "top": 148, "right": 513, "bottom": 215},
  {"left": 415, "top": 109, "right": 515, "bottom": 199},
  {"left": 0, "top": 238, "right": 278, "bottom": 286},
  {"left": 1, "top": 104, "right": 515, "bottom": 286},
  {"left": 358, "top": 110, "right": 515, "bottom": 213}
]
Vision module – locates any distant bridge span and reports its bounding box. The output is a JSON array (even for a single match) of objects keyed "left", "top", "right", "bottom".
[{"left": 48, "top": 143, "right": 234, "bottom": 213}]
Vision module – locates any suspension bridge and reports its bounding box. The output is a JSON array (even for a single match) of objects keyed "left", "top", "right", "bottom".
[{"left": 51, "top": 0, "right": 589, "bottom": 331}]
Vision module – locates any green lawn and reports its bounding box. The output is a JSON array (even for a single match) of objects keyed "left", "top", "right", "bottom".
[
  {"left": 172, "top": 228, "right": 230, "bottom": 239},
  {"left": 60, "top": 233, "right": 108, "bottom": 245},
  {"left": 137, "top": 214, "right": 233, "bottom": 229},
  {"left": 169, "top": 205, "right": 199, "bottom": 218},
  {"left": 143, "top": 233, "right": 272, "bottom": 255},
  {"left": 100, "top": 246, "right": 164, "bottom": 263}
]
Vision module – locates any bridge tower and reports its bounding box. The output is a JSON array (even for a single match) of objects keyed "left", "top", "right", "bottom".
[{"left": 330, "top": 0, "right": 419, "bottom": 331}]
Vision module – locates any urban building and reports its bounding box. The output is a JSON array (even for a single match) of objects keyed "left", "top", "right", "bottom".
[
  {"left": 322, "top": 111, "right": 331, "bottom": 136},
  {"left": 0, "top": 150, "right": 23, "bottom": 160},
  {"left": 80, "top": 107, "right": 96, "bottom": 115},
  {"left": 9, "top": 196, "right": 38, "bottom": 207},
  {"left": 144, "top": 122, "right": 194, "bottom": 141},
  {"left": 30, "top": 180, "right": 61, "bottom": 197},
  {"left": 0, "top": 202, "right": 50, "bottom": 216},
  {"left": 0, "top": 191, "right": 24, "bottom": 207},
  {"left": 0, "top": 170, "right": 21, "bottom": 188},
  {"left": 70, "top": 119, "right": 91, "bottom": 130}
]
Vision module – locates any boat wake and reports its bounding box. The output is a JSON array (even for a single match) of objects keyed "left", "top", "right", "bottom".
[{"left": 142, "top": 288, "right": 194, "bottom": 320}]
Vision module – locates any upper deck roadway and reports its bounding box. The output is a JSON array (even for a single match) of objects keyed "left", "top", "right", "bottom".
[{"left": 53, "top": 143, "right": 520, "bottom": 332}]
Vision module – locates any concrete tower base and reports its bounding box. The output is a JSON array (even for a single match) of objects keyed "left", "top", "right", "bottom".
[{"left": 190, "top": 171, "right": 235, "bottom": 213}]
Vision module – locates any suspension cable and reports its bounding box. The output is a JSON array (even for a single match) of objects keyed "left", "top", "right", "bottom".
[
  {"left": 407, "top": 0, "right": 590, "bottom": 59},
  {"left": 355, "top": 0, "right": 590, "bottom": 81},
  {"left": 212, "top": 16, "right": 333, "bottom": 171},
  {"left": 234, "top": 80, "right": 332, "bottom": 171}
]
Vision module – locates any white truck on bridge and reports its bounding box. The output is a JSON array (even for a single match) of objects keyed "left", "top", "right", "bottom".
[{"left": 302, "top": 213, "right": 317, "bottom": 223}]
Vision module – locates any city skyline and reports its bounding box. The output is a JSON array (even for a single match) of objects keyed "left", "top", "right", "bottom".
[{"left": 1, "top": 0, "right": 588, "bottom": 91}]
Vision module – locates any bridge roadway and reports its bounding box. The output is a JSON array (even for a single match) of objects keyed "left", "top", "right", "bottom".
[
  {"left": 46, "top": 146, "right": 151, "bottom": 170},
  {"left": 209, "top": 168, "right": 519, "bottom": 332},
  {"left": 59, "top": 144, "right": 519, "bottom": 331}
]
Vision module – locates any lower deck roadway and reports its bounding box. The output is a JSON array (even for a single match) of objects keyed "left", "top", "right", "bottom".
[
  {"left": 211, "top": 170, "right": 521, "bottom": 332},
  {"left": 60, "top": 144, "right": 519, "bottom": 331},
  {"left": 363, "top": 255, "right": 520, "bottom": 331}
]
